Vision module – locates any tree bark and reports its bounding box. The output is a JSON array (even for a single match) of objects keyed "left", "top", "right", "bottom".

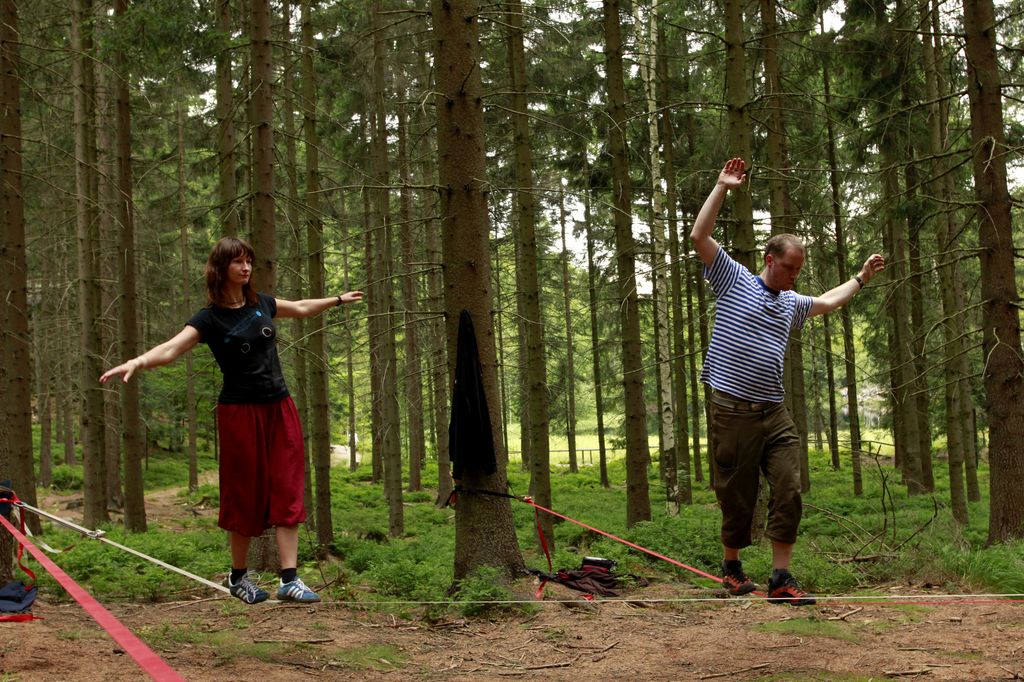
[
  {"left": 1, "top": 0, "right": 39, "bottom": 533},
  {"left": 301, "top": 0, "right": 333, "bottom": 546},
  {"left": 371, "top": 1, "right": 404, "bottom": 538},
  {"left": 659, "top": 22, "right": 690, "bottom": 506},
  {"left": 72, "top": 0, "right": 107, "bottom": 527},
  {"left": 505, "top": 0, "right": 552, "bottom": 545},
  {"left": 432, "top": 0, "right": 525, "bottom": 582},
  {"left": 919, "top": 0, "right": 967, "bottom": 522},
  {"left": 820, "top": 38, "right": 863, "bottom": 495},
  {"left": 177, "top": 105, "right": 197, "bottom": 503},
  {"left": 759, "top": 0, "right": 809, "bottom": 491},
  {"left": 558, "top": 189, "right": 578, "bottom": 474},
  {"left": 603, "top": 0, "right": 650, "bottom": 526},
  {"left": 583, "top": 158, "right": 609, "bottom": 488},
  {"left": 280, "top": 0, "right": 311, "bottom": 522},
  {"left": 216, "top": 0, "right": 238, "bottom": 236},
  {"left": 397, "top": 100, "right": 425, "bottom": 493},
  {"left": 722, "top": 0, "right": 756, "bottom": 270},
  {"left": 961, "top": 0, "right": 1024, "bottom": 543},
  {"left": 245, "top": 0, "right": 279, "bottom": 572},
  {"left": 250, "top": 0, "right": 275, "bottom": 289},
  {"left": 633, "top": 0, "right": 675, "bottom": 508}
]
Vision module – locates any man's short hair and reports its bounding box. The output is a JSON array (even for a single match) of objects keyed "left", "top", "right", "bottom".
[{"left": 764, "top": 233, "right": 805, "bottom": 262}]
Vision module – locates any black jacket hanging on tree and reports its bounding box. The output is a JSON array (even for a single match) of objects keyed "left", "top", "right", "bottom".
[{"left": 448, "top": 309, "right": 497, "bottom": 480}]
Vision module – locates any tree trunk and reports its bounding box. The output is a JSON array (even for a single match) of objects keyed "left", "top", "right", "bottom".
[
  {"left": 603, "top": 0, "right": 650, "bottom": 526},
  {"left": 250, "top": 0, "right": 275, "bottom": 289},
  {"left": 899, "top": 60, "right": 934, "bottom": 491},
  {"left": 397, "top": 100, "right": 425, "bottom": 493},
  {"left": 432, "top": 0, "right": 525, "bottom": 582},
  {"left": 514, "top": 231, "right": 531, "bottom": 474},
  {"left": 280, "top": 0, "right": 311, "bottom": 522},
  {"left": 633, "top": 0, "right": 675, "bottom": 508},
  {"left": 583, "top": 158, "right": 609, "bottom": 488},
  {"left": 676, "top": 49, "right": 704, "bottom": 486},
  {"left": 685, "top": 244, "right": 703, "bottom": 484},
  {"left": 659, "top": 22, "right": 690, "bottom": 506},
  {"left": 63, "top": 389, "right": 76, "bottom": 465},
  {"left": 97, "top": 69, "right": 124, "bottom": 514},
  {"left": 301, "top": 0, "right": 332, "bottom": 546},
  {"left": 506, "top": 0, "right": 552, "bottom": 546},
  {"left": 961, "top": 0, "right": 1024, "bottom": 543},
  {"left": 245, "top": 0, "right": 279, "bottom": 572},
  {"left": 821, "top": 38, "right": 863, "bottom": 495},
  {"left": 343, "top": 210, "right": 358, "bottom": 475},
  {"left": 808, "top": 320, "right": 824, "bottom": 453},
  {"left": 759, "top": 0, "right": 811, "bottom": 491},
  {"left": 422, "top": 144, "right": 451, "bottom": 498},
  {"left": 215, "top": 0, "right": 238, "bottom": 235},
  {"left": 920, "top": 0, "right": 967, "bottom": 523},
  {"left": 882, "top": 164, "right": 923, "bottom": 494},
  {"left": 822, "top": 313, "right": 840, "bottom": 469},
  {"left": 363, "top": 147, "right": 384, "bottom": 484},
  {"left": 723, "top": 0, "right": 756, "bottom": 270},
  {"left": 72, "top": 0, "right": 107, "bottom": 527},
  {"left": 370, "top": 2, "right": 404, "bottom": 538},
  {"left": 176, "top": 105, "right": 198, "bottom": 503},
  {"left": 1, "top": 0, "right": 39, "bottom": 531},
  {"left": 558, "top": 189, "right": 578, "bottom": 474}
]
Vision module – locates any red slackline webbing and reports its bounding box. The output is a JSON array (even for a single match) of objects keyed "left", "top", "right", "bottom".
[
  {"left": 521, "top": 497, "right": 725, "bottom": 585},
  {"left": 0, "top": 511, "right": 185, "bottom": 682}
]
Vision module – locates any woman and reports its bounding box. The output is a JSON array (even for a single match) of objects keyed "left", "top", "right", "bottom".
[{"left": 101, "top": 236, "right": 363, "bottom": 604}]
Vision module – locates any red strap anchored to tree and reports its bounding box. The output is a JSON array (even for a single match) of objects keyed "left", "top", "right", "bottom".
[
  {"left": 0, "top": 508, "right": 185, "bottom": 682},
  {"left": 521, "top": 496, "right": 725, "bottom": 586}
]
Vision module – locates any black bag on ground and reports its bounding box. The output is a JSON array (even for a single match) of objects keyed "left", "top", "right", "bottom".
[{"left": 530, "top": 557, "right": 648, "bottom": 597}]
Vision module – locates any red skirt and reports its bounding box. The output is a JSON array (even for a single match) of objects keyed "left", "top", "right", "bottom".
[{"left": 216, "top": 396, "right": 306, "bottom": 537}]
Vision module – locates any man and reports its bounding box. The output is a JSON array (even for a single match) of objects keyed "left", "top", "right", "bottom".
[{"left": 691, "top": 158, "right": 885, "bottom": 605}]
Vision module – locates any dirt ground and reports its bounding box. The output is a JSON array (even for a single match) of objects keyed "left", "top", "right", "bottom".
[{"left": 2, "top": 488, "right": 1023, "bottom": 681}]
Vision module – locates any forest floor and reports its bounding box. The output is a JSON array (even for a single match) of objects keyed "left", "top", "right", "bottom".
[{"left": 2, "top": 487, "right": 1023, "bottom": 681}]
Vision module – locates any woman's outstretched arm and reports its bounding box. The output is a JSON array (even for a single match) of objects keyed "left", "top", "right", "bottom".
[
  {"left": 275, "top": 291, "right": 364, "bottom": 319},
  {"left": 100, "top": 326, "right": 201, "bottom": 384}
]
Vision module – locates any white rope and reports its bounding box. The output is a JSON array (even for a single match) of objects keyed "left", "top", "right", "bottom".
[
  {"left": 14, "top": 501, "right": 230, "bottom": 595},
  {"left": 23, "top": 516, "right": 64, "bottom": 554},
  {"left": 315, "top": 592, "right": 1024, "bottom": 607}
]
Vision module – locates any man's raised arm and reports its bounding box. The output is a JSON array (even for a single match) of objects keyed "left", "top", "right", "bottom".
[
  {"left": 808, "top": 253, "right": 886, "bottom": 317},
  {"left": 690, "top": 158, "right": 747, "bottom": 269}
]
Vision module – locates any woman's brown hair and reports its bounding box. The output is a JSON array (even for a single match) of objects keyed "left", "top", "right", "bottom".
[{"left": 205, "top": 237, "right": 259, "bottom": 307}]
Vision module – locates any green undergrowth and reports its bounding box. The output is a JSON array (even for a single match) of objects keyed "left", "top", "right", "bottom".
[{"left": 22, "top": 440, "right": 1024, "bottom": 615}]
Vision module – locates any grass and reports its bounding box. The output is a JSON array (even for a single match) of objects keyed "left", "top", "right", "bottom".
[
  {"left": 324, "top": 644, "right": 406, "bottom": 671},
  {"left": 139, "top": 623, "right": 302, "bottom": 665},
  {"left": 22, "top": 428, "right": 1024, "bottom": 614},
  {"left": 753, "top": 617, "right": 863, "bottom": 643}
]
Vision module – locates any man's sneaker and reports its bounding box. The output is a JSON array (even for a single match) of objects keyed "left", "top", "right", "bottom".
[
  {"left": 226, "top": 573, "right": 269, "bottom": 604},
  {"left": 721, "top": 570, "right": 757, "bottom": 596},
  {"left": 767, "top": 574, "right": 816, "bottom": 606},
  {"left": 277, "top": 577, "right": 321, "bottom": 603}
]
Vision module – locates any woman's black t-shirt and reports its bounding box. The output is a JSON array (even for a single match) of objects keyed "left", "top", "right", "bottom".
[{"left": 186, "top": 293, "right": 289, "bottom": 404}]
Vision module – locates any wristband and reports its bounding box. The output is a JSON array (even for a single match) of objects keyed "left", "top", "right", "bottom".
[
  {"left": 336, "top": 294, "right": 343, "bottom": 307},
  {"left": 853, "top": 275, "right": 864, "bottom": 289}
]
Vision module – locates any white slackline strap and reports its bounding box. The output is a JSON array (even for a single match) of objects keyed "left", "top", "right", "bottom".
[{"left": 15, "top": 501, "right": 230, "bottom": 595}]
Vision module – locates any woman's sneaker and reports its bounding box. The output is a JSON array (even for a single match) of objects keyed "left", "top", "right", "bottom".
[
  {"left": 277, "top": 577, "right": 321, "bottom": 603},
  {"left": 226, "top": 573, "right": 269, "bottom": 604},
  {"left": 767, "top": 573, "right": 816, "bottom": 606}
]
